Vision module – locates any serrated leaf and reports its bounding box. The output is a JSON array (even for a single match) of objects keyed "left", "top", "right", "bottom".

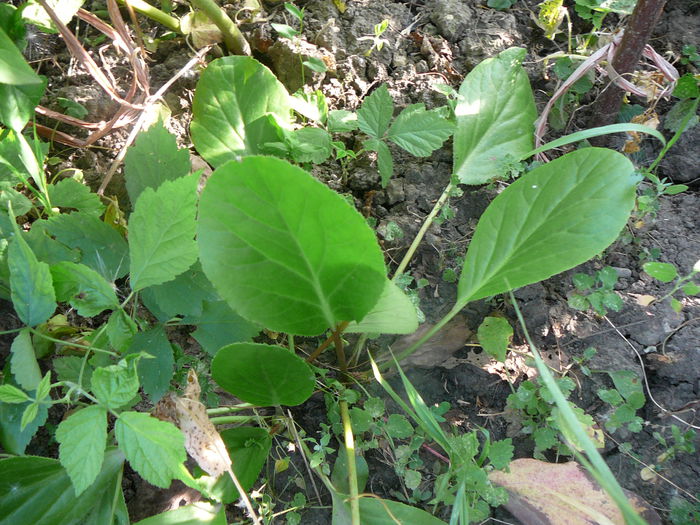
[
  {"left": 0, "top": 448, "right": 125, "bottom": 524},
  {"left": 0, "top": 384, "right": 30, "bottom": 403},
  {"left": 45, "top": 212, "right": 129, "bottom": 280},
  {"left": 287, "top": 127, "right": 332, "bottom": 163},
  {"left": 50, "top": 261, "right": 118, "bottom": 316},
  {"left": 0, "top": 76, "right": 47, "bottom": 131},
  {"left": 457, "top": 148, "right": 637, "bottom": 304},
  {"left": 47, "top": 178, "right": 105, "bottom": 216},
  {"left": 115, "top": 411, "right": 186, "bottom": 488},
  {"left": 642, "top": 261, "right": 678, "bottom": 283},
  {"left": 386, "top": 413, "right": 413, "bottom": 439},
  {"left": 106, "top": 309, "right": 137, "bottom": 353},
  {"left": 191, "top": 56, "right": 292, "bottom": 167},
  {"left": 477, "top": 316, "right": 512, "bottom": 362},
  {"left": 197, "top": 156, "right": 386, "bottom": 336},
  {"left": 364, "top": 138, "right": 393, "bottom": 187},
  {"left": 35, "top": 371, "right": 51, "bottom": 401},
  {"left": 183, "top": 300, "right": 260, "bottom": 356},
  {"left": 572, "top": 273, "right": 595, "bottom": 290},
  {"left": 8, "top": 223, "right": 56, "bottom": 327},
  {"left": 212, "top": 343, "right": 315, "bottom": 406},
  {"left": 129, "top": 174, "right": 198, "bottom": 291},
  {"left": 453, "top": 47, "right": 536, "bottom": 184},
  {"left": 23, "top": 222, "right": 81, "bottom": 265},
  {"left": 53, "top": 356, "right": 93, "bottom": 390},
  {"left": 10, "top": 328, "right": 41, "bottom": 391},
  {"left": 357, "top": 84, "right": 393, "bottom": 139},
  {"left": 346, "top": 280, "right": 418, "bottom": 334},
  {"left": 597, "top": 266, "right": 618, "bottom": 288},
  {"left": 124, "top": 120, "right": 191, "bottom": 205},
  {"left": 128, "top": 327, "right": 174, "bottom": 402},
  {"left": 91, "top": 359, "right": 140, "bottom": 410},
  {"left": 56, "top": 405, "right": 108, "bottom": 495},
  {"left": 141, "top": 262, "right": 217, "bottom": 320},
  {"left": 20, "top": 402, "right": 38, "bottom": 430},
  {"left": 0, "top": 388, "right": 48, "bottom": 454},
  {"left": 387, "top": 103, "right": 454, "bottom": 156},
  {"left": 488, "top": 438, "right": 514, "bottom": 470}
]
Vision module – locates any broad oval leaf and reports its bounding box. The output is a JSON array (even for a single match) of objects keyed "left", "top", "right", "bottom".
[
  {"left": 453, "top": 47, "right": 537, "bottom": 184},
  {"left": 197, "top": 156, "right": 386, "bottom": 335},
  {"left": 458, "top": 148, "right": 637, "bottom": 303},
  {"left": 191, "top": 56, "right": 292, "bottom": 167},
  {"left": 0, "top": 448, "right": 125, "bottom": 525},
  {"left": 212, "top": 343, "right": 315, "bottom": 406},
  {"left": 134, "top": 502, "right": 226, "bottom": 525}
]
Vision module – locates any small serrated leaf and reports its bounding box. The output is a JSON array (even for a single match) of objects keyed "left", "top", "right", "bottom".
[
  {"left": 357, "top": 84, "right": 393, "bottom": 139},
  {"left": 10, "top": 328, "right": 41, "bottom": 391},
  {"left": 387, "top": 103, "right": 454, "bottom": 156},
  {"left": 115, "top": 412, "right": 186, "bottom": 488},
  {"left": 91, "top": 359, "right": 140, "bottom": 410},
  {"left": 20, "top": 402, "right": 39, "bottom": 430},
  {"left": 56, "top": 405, "right": 108, "bottom": 496},
  {"left": 0, "top": 384, "right": 30, "bottom": 403},
  {"left": 477, "top": 316, "right": 513, "bottom": 362},
  {"left": 364, "top": 138, "right": 393, "bottom": 187}
]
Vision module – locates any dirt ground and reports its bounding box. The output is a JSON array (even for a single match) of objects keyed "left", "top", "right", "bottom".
[{"left": 4, "top": 0, "right": 699, "bottom": 523}]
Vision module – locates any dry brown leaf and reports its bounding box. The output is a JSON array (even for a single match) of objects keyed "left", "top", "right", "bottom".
[{"left": 153, "top": 370, "right": 231, "bottom": 478}]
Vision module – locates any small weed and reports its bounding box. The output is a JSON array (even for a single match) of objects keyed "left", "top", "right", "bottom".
[
  {"left": 568, "top": 266, "right": 624, "bottom": 316},
  {"left": 642, "top": 259, "right": 700, "bottom": 312}
]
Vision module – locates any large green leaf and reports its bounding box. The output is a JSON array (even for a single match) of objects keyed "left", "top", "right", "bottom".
[
  {"left": 191, "top": 56, "right": 292, "bottom": 167},
  {"left": 56, "top": 405, "right": 108, "bottom": 496},
  {"left": 47, "top": 178, "right": 105, "bottom": 216},
  {"left": 387, "top": 104, "right": 454, "bottom": 156},
  {"left": 453, "top": 47, "right": 537, "bottom": 184},
  {"left": 91, "top": 359, "right": 140, "bottom": 410},
  {"left": 141, "top": 263, "right": 217, "bottom": 320},
  {"left": 0, "top": 26, "right": 42, "bottom": 86},
  {"left": 8, "top": 221, "right": 56, "bottom": 326},
  {"left": 345, "top": 280, "right": 418, "bottom": 334},
  {"left": 115, "top": 411, "right": 185, "bottom": 488},
  {"left": 124, "top": 120, "right": 191, "bottom": 205},
  {"left": 129, "top": 173, "right": 198, "bottom": 291},
  {"left": 0, "top": 448, "right": 125, "bottom": 525},
  {"left": 458, "top": 148, "right": 637, "bottom": 304},
  {"left": 45, "top": 212, "right": 129, "bottom": 280},
  {"left": 0, "top": 381, "right": 49, "bottom": 455},
  {"left": 197, "top": 156, "right": 386, "bottom": 336},
  {"left": 212, "top": 343, "right": 315, "bottom": 406},
  {"left": 332, "top": 490, "right": 447, "bottom": 525}
]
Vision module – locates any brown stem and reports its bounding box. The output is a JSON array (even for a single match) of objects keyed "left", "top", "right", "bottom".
[
  {"left": 305, "top": 321, "right": 349, "bottom": 364},
  {"left": 332, "top": 325, "right": 348, "bottom": 376},
  {"left": 590, "top": 0, "right": 667, "bottom": 143}
]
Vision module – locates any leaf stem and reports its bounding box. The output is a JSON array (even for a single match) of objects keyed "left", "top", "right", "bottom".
[
  {"left": 119, "top": 0, "right": 181, "bottom": 33},
  {"left": 340, "top": 400, "right": 360, "bottom": 525},
  {"left": 391, "top": 180, "right": 453, "bottom": 281},
  {"left": 209, "top": 415, "right": 255, "bottom": 424},
  {"left": 188, "top": 0, "right": 251, "bottom": 56},
  {"left": 29, "top": 327, "right": 118, "bottom": 356}
]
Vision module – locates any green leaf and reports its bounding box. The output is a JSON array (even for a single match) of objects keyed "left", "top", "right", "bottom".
[
  {"left": 197, "top": 156, "right": 386, "bottom": 336},
  {"left": 92, "top": 359, "right": 140, "bottom": 410},
  {"left": 127, "top": 327, "right": 174, "bottom": 402},
  {"left": 386, "top": 413, "right": 413, "bottom": 439},
  {"left": 0, "top": 77, "right": 47, "bottom": 131},
  {"left": 0, "top": 182, "right": 32, "bottom": 216},
  {"left": 10, "top": 328, "right": 41, "bottom": 391},
  {"left": 303, "top": 56, "right": 328, "bottom": 73},
  {"left": 682, "top": 282, "right": 700, "bottom": 296},
  {"left": 328, "top": 110, "right": 358, "bottom": 132},
  {"left": 287, "top": 127, "right": 332, "bottom": 164},
  {"left": 23, "top": 222, "right": 81, "bottom": 265},
  {"left": 115, "top": 412, "right": 185, "bottom": 488},
  {"left": 364, "top": 138, "right": 394, "bottom": 187},
  {"left": 597, "top": 388, "right": 624, "bottom": 406},
  {"left": 0, "top": 384, "right": 29, "bottom": 403},
  {"left": 35, "top": 371, "right": 51, "bottom": 402},
  {"left": 488, "top": 438, "right": 514, "bottom": 470},
  {"left": 0, "top": 448, "right": 125, "bottom": 524},
  {"left": 387, "top": 104, "right": 454, "bottom": 156},
  {"left": 607, "top": 370, "right": 642, "bottom": 401},
  {"left": 56, "top": 405, "right": 108, "bottom": 496},
  {"left": 129, "top": 174, "right": 198, "bottom": 291},
  {"left": 572, "top": 273, "right": 595, "bottom": 290},
  {"left": 212, "top": 343, "right": 315, "bottom": 406},
  {"left": 20, "top": 402, "right": 39, "bottom": 430},
  {"left": 8, "top": 222, "right": 57, "bottom": 326},
  {"left": 53, "top": 355, "right": 93, "bottom": 390},
  {"left": 45, "top": 212, "right": 129, "bottom": 280},
  {"left": 0, "top": 383, "right": 48, "bottom": 454},
  {"left": 134, "top": 502, "right": 226, "bottom": 525},
  {"left": 141, "top": 262, "right": 217, "bottom": 320},
  {"left": 208, "top": 427, "right": 272, "bottom": 503},
  {"left": 477, "top": 316, "right": 513, "bottom": 362},
  {"left": 345, "top": 280, "right": 418, "bottom": 334},
  {"left": 50, "top": 261, "right": 118, "bottom": 316},
  {"left": 453, "top": 47, "right": 537, "bottom": 184},
  {"left": 191, "top": 56, "right": 292, "bottom": 167},
  {"left": 597, "top": 266, "right": 618, "bottom": 289},
  {"left": 568, "top": 293, "right": 589, "bottom": 311},
  {"left": 331, "top": 490, "right": 447, "bottom": 525},
  {"left": 183, "top": 300, "right": 260, "bottom": 356},
  {"left": 124, "top": 120, "right": 191, "bottom": 205},
  {"left": 271, "top": 22, "right": 299, "bottom": 39},
  {"left": 47, "top": 178, "right": 105, "bottom": 216},
  {"left": 642, "top": 262, "right": 678, "bottom": 283},
  {"left": 357, "top": 84, "right": 393, "bottom": 139},
  {"left": 457, "top": 148, "right": 637, "bottom": 304},
  {"left": 0, "top": 26, "right": 42, "bottom": 86},
  {"left": 106, "top": 310, "right": 138, "bottom": 353}
]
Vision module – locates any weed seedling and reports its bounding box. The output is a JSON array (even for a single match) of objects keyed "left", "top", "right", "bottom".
[
  {"left": 642, "top": 259, "right": 700, "bottom": 312},
  {"left": 568, "top": 266, "right": 624, "bottom": 316}
]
